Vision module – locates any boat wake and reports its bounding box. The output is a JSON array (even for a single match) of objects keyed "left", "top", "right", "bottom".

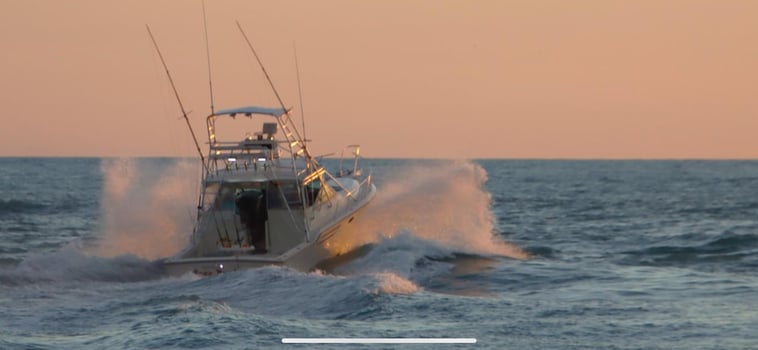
[
  {"left": 321, "top": 232, "right": 502, "bottom": 297},
  {"left": 314, "top": 160, "right": 528, "bottom": 296},
  {"left": 1, "top": 159, "right": 525, "bottom": 300},
  {"left": 164, "top": 231, "right": 500, "bottom": 318},
  {"left": 329, "top": 159, "right": 527, "bottom": 259},
  {"left": 0, "top": 242, "right": 164, "bottom": 287}
]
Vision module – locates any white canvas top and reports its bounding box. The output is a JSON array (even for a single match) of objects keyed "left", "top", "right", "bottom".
[{"left": 213, "top": 106, "right": 289, "bottom": 117}]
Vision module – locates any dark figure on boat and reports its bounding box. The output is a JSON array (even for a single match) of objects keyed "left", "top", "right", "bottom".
[{"left": 236, "top": 190, "right": 268, "bottom": 254}]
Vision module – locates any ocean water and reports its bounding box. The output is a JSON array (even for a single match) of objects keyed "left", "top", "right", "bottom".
[{"left": 1, "top": 158, "right": 757, "bottom": 349}]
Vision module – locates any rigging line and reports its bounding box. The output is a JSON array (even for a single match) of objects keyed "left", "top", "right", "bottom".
[
  {"left": 201, "top": 181, "right": 227, "bottom": 247},
  {"left": 235, "top": 21, "right": 287, "bottom": 118},
  {"left": 235, "top": 21, "right": 311, "bottom": 160},
  {"left": 294, "top": 42, "right": 307, "bottom": 147},
  {"left": 202, "top": 0, "right": 215, "bottom": 115},
  {"left": 146, "top": 32, "right": 182, "bottom": 157},
  {"left": 293, "top": 42, "right": 312, "bottom": 223},
  {"left": 145, "top": 25, "right": 209, "bottom": 175},
  {"left": 235, "top": 21, "right": 314, "bottom": 237},
  {"left": 211, "top": 207, "right": 231, "bottom": 247},
  {"left": 231, "top": 206, "right": 244, "bottom": 246},
  {"left": 270, "top": 171, "right": 307, "bottom": 237}
]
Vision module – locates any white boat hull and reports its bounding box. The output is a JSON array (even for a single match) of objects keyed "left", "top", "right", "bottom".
[
  {"left": 162, "top": 239, "right": 331, "bottom": 276},
  {"left": 162, "top": 185, "right": 373, "bottom": 276}
]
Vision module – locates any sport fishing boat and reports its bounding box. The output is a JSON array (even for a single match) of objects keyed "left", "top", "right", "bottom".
[
  {"left": 147, "top": 25, "right": 376, "bottom": 276},
  {"left": 163, "top": 107, "right": 375, "bottom": 276}
]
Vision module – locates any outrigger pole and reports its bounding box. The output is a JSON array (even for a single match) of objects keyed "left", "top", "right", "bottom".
[
  {"left": 146, "top": 25, "right": 209, "bottom": 174},
  {"left": 235, "top": 21, "right": 312, "bottom": 162},
  {"left": 202, "top": 1, "right": 215, "bottom": 115},
  {"left": 294, "top": 43, "right": 307, "bottom": 147}
]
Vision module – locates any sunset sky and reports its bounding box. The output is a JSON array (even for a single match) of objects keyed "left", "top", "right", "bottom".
[{"left": 1, "top": 1, "right": 756, "bottom": 158}]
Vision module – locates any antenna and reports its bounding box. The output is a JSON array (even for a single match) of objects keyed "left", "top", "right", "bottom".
[
  {"left": 202, "top": 0, "right": 215, "bottom": 115},
  {"left": 294, "top": 42, "right": 307, "bottom": 146},
  {"left": 145, "top": 25, "right": 209, "bottom": 174}
]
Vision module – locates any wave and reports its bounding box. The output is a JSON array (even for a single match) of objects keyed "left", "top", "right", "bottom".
[
  {"left": 160, "top": 266, "right": 415, "bottom": 320},
  {"left": 0, "top": 243, "right": 165, "bottom": 287},
  {"left": 325, "top": 231, "right": 505, "bottom": 297},
  {"left": 0, "top": 199, "right": 49, "bottom": 215},
  {"left": 0, "top": 194, "right": 88, "bottom": 217},
  {"left": 675, "top": 202, "right": 758, "bottom": 219},
  {"left": 620, "top": 233, "right": 758, "bottom": 270}
]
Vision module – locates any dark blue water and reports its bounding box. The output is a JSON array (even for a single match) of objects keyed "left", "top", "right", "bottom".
[{"left": 1, "top": 158, "right": 757, "bottom": 349}]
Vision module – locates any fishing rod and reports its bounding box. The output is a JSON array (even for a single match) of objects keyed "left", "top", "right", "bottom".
[{"left": 145, "top": 25, "right": 209, "bottom": 175}]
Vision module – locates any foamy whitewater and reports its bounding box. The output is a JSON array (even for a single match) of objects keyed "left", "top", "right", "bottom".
[{"left": 1, "top": 158, "right": 757, "bottom": 349}]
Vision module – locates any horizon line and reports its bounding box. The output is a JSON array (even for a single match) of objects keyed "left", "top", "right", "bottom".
[{"left": 2, "top": 155, "right": 757, "bottom": 161}]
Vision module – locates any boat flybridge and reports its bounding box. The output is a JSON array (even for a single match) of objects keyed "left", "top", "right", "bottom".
[{"left": 163, "top": 106, "right": 376, "bottom": 276}]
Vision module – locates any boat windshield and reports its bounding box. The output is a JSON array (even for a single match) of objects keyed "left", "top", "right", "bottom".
[
  {"left": 205, "top": 181, "right": 305, "bottom": 211},
  {"left": 210, "top": 182, "right": 267, "bottom": 211}
]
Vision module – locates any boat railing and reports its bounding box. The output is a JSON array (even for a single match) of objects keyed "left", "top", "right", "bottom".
[
  {"left": 324, "top": 170, "right": 373, "bottom": 203},
  {"left": 337, "top": 145, "right": 362, "bottom": 177},
  {"left": 206, "top": 135, "right": 313, "bottom": 176},
  {"left": 206, "top": 149, "right": 272, "bottom": 175},
  {"left": 353, "top": 174, "right": 373, "bottom": 202},
  {"left": 206, "top": 139, "right": 308, "bottom": 175}
]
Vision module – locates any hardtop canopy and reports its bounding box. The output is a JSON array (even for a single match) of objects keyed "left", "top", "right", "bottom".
[{"left": 212, "top": 106, "right": 290, "bottom": 118}]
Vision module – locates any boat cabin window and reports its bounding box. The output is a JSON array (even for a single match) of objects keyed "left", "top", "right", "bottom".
[
  {"left": 211, "top": 181, "right": 305, "bottom": 211},
  {"left": 304, "top": 179, "right": 321, "bottom": 206},
  {"left": 214, "top": 185, "right": 237, "bottom": 211},
  {"left": 267, "top": 181, "right": 303, "bottom": 209}
]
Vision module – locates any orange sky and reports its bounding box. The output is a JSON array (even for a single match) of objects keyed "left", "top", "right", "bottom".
[{"left": 1, "top": 1, "right": 756, "bottom": 158}]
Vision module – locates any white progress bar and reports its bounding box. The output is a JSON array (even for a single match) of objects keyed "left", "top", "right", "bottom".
[{"left": 282, "top": 338, "right": 476, "bottom": 344}]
